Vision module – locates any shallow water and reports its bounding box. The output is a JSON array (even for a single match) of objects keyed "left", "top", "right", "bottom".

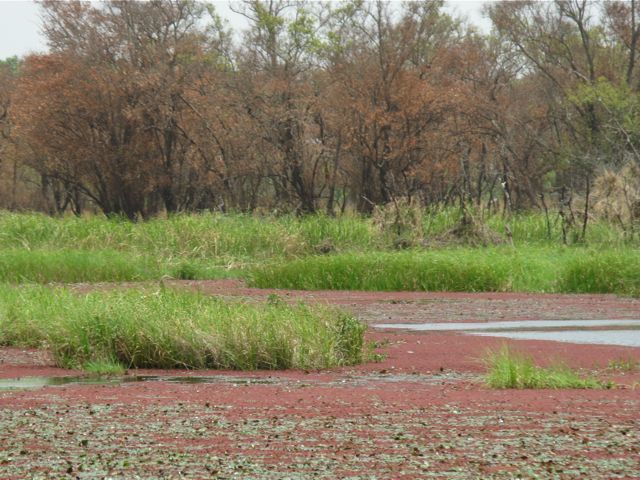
[
  {"left": 0, "top": 375, "right": 277, "bottom": 390},
  {"left": 373, "top": 319, "right": 640, "bottom": 331},
  {"left": 373, "top": 319, "right": 640, "bottom": 347},
  {"left": 469, "top": 330, "right": 640, "bottom": 348},
  {"left": 0, "top": 371, "right": 475, "bottom": 390}
]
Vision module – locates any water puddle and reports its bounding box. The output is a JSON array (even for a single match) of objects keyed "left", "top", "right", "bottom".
[
  {"left": 374, "top": 319, "right": 640, "bottom": 347},
  {"left": 0, "top": 372, "right": 479, "bottom": 391},
  {"left": 0, "top": 375, "right": 278, "bottom": 390}
]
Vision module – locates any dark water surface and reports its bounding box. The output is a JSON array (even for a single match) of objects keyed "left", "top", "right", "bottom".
[
  {"left": 0, "top": 371, "right": 475, "bottom": 390},
  {"left": 0, "top": 375, "right": 277, "bottom": 390}
]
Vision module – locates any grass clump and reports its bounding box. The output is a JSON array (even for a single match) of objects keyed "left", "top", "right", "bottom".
[
  {"left": 485, "top": 346, "right": 606, "bottom": 389},
  {"left": 608, "top": 357, "right": 639, "bottom": 372},
  {"left": 0, "top": 285, "right": 366, "bottom": 371},
  {"left": 83, "top": 359, "right": 127, "bottom": 376}
]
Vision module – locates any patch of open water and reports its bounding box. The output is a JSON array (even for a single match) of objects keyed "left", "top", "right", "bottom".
[
  {"left": 0, "top": 375, "right": 277, "bottom": 390},
  {"left": 374, "top": 319, "right": 640, "bottom": 347},
  {"left": 0, "top": 371, "right": 476, "bottom": 391},
  {"left": 374, "top": 319, "right": 640, "bottom": 331},
  {"left": 469, "top": 330, "right": 640, "bottom": 347}
]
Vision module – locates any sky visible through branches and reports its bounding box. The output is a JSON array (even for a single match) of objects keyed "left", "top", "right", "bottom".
[{"left": 0, "top": 0, "right": 492, "bottom": 59}]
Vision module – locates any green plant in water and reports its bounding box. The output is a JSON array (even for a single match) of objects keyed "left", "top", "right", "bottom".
[
  {"left": 83, "top": 359, "right": 127, "bottom": 376},
  {"left": 484, "top": 345, "right": 607, "bottom": 389},
  {"left": 608, "top": 357, "right": 639, "bottom": 372}
]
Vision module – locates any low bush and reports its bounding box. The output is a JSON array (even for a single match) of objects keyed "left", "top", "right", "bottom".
[{"left": 83, "top": 359, "right": 127, "bottom": 376}]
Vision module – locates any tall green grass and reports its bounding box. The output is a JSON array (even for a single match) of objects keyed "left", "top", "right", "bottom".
[
  {"left": 0, "top": 250, "right": 160, "bottom": 283},
  {"left": 0, "top": 249, "right": 235, "bottom": 283},
  {"left": 0, "top": 212, "right": 375, "bottom": 260},
  {"left": 0, "top": 211, "right": 637, "bottom": 293},
  {"left": 559, "top": 251, "right": 640, "bottom": 295},
  {"left": 250, "top": 250, "right": 510, "bottom": 292},
  {"left": 249, "top": 247, "right": 640, "bottom": 295},
  {"left": 0, "top": 210, "right": 633, "bottom": 258},
  {"left": 448, "top": 209, "right": 630, "bottom": 245},
  {"left": 485, "top": 346, "right": 606, "bottom": 389},
  {"left": 0, "top": 285, "right": 366, "bottom": 370}
]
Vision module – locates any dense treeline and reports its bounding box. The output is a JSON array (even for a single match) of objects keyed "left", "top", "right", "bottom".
[{"left": 0, "top": 0, "right": 639, "bottom": 223}]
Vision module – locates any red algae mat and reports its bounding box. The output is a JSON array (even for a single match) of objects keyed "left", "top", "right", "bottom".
[{"left": 1, "top": 281, "right": 639, "bottom": 479}]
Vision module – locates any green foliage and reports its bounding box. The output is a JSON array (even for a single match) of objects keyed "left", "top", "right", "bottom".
[
  {"left": 567, "top": 78, "right": 640, "bottom": 160},
  {"left": 485, "top": 346, "right": 606, "bottom": 389},
  {"left": 0, "top": 285, "right": 367, "bottom": 371},
  {"left": 0, "top": 209, "right": 633, "bottom": 254},
  {"left": 570, "top": 78, "right": 639, "bottom": 131},
  {"left": 288, "top": 9, "right": 317, "bottom": 49},
  {"left": 0, "top": 212, "right": 373, "bottom": 261},
  {"left": 255, "top": 3, "right": 285, "bottom": 32},
  {"left": 0, "top": 56, "right": 20, "bottom": 74},
  {"left": 83, "top": 359, "right": 127, "bottom": 376},
  {"left": 607, "top": 357, "right": 639, "bottom": 372}
]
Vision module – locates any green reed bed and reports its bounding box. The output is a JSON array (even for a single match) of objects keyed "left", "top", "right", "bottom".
[
  {"left": 0, "top": 242, "right": 637, "bottom": 296},
  {"left": 249, "top": 247, "right": 640, "bottom": 295},
  {"left": 0, "top": 250, "right": 160, "bottom": 283},
  {"left": 0, "top": 210, "right": 633, "bottom": 259},
  {"left": 0, "top": 285, "right": 366, "bottom": 371},
  {"left": 559, "top": 251, "right": 640, "bottom": 295},
  {"left": 0, "top": 212, "right": 375, "bottom": 260},
  {"left": 0, "top": 212, "right": 637, "bottom": 293},
  {"left": 0, "top": 249, "right": 234, "bottom": 283},
  {"left": 250, "top": 250, "right": 509, "bottom": 292},
  {"left": 485, "top": 212, "right": 632, "bottom": 246}
]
